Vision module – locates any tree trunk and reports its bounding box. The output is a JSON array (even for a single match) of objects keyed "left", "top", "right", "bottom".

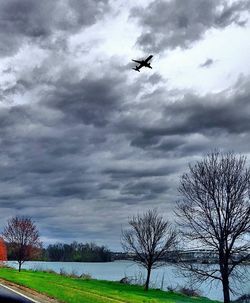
[
  {"left": 18, "top": 261, "right": 22, "bottom": 272},
  {"left": 222, "top": 274, "right": 230, "bottom": 303},
  {"left": 144, "top": 265, "right": 152, "bottom": 291},
  {"left": 220, "top": 255, "right": 230, "bottom": 303}
]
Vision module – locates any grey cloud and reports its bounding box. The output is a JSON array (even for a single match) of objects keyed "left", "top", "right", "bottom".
[
  {"left": 148, "top": 73, "right": 165, "bottom": 85},
  {"left": 152, "top": 136, "right": 186, "bottom": 151},
  {"left": 131, "top": 132, "right": 212, "bottom": 158},
  {"left": 0, "top": 58, "right": 130, "bottom": 231},
  {"left": 131, "top": 0, "right": 250, "bottom": 53},
  {"left": 130, "top": 135, "right": 161, "bottom": 149},
  {"left": 0, "top": 0, "right": 110, "bottom": 56},
  {"left": 43, "top": 73, "right": 126, "bottom": 127},
  {"left": 2, "top": 67, "right": 14, "bottom": 74},
  {"left": 199, "top": 58, "right": 214, "bottom": 68},
  {"left": 215, "top": 1, "right": 249, "bottom": 26},
  {"left": 163, "top": 91, "right": 250, "bottom": 135},
  {"left": 121, "top": 180, "right": 169, "bottom": 197},
  {"left": 128, "top": 81, "right": 250, "bottom": 149},
  {"left": 0, "top": 104, "right": 94, "bottom": 192},
  {"left": 103, "top": 166, "right": 175, "bottom": 179},
  {"left": 67, "top": 0, "right": 110, "bottom": 29}
]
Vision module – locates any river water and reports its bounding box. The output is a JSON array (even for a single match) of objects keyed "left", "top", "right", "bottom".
[{"left": 7, "top": 260, "right": 250, "bottom": 301}]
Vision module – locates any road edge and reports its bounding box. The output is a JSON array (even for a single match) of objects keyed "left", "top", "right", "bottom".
[{"left": 0, "top": 282, "right": 41, "bottom": 302}]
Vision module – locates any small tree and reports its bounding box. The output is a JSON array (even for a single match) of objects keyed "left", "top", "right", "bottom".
[
  {"left": 0, "top": 238, "right": 7, "bottom": 262},
  {"left": 176, "top": 151, "right": 250, "bottom": 303},
  {"left": 2, "top": 216, "right": 42, "bottom": 271},
  {"left": 122, "top": 209, "right": 177, "bottom": 291}
]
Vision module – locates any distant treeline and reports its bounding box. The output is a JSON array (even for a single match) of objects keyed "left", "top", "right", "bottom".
[{"left": 7, "top": 241, "right": 112, "bottom": 262}]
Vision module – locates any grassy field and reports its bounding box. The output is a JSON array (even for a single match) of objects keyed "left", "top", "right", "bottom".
[{"left": 0, "top": 267, "right": 220, "bottom": 303}]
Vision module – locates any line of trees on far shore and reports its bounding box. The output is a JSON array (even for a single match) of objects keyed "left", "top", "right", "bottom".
[
  {"left": 5, "top": 239, "right": 111, "bottom": 264},
  {"left": 42, "top": 242, "right": 112, "bottom": 262}
]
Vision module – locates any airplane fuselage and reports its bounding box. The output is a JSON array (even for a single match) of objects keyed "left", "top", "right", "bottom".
[
  {"left": 144, "top": 62, "right": 152, "bottom": 68},
  {"left": 137, "top": 61, "right": 152, "bottom": 68}
]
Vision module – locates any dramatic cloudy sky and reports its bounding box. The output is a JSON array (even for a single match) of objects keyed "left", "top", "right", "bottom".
[{"left": 0, "top": 0, "right": 250, "bottom": 249}]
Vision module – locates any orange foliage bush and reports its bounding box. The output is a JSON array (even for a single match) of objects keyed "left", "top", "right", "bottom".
[{"left": 0, "top": 238, "right": 7, "bottom": 261}]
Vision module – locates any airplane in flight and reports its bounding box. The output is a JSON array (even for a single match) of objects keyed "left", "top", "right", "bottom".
[{"left": 132, "top": 55, "right": 153, "bottom": 72}]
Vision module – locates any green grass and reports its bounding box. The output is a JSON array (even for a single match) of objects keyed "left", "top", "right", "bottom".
[{"left": 0, "top": 267, "right": 220, "bottom": 303}]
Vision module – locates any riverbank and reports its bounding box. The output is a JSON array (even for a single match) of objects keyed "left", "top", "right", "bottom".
[{"left": 0, "top": 267, "right": 220, "bottom": 303}]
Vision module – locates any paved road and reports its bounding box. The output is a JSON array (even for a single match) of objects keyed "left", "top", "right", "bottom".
[{"left": 0, "top": 285, "right": 36, "bottom": 302}]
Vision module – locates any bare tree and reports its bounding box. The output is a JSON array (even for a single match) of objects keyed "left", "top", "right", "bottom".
[
  {"left": 122, "top": 209, "right": 177, "bottom": 291},
  {"left": 176, "top": 151, "right": 250, "bottom": 303},
  {"left": 2, "top": 216, "right": 42, "bottom": 272}
]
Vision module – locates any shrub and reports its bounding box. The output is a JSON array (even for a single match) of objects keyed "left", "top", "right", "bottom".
[
  {"left": 67, "top": 270, "right": 79, "bottom": 278},
  {"left": 233, "top": 294, "right": 250, "bottom": 303},
  {"left": 119, "top": 277, "right": 131, "bottom": 284},
  {"left": 179, "top": 287, "right": 201, "bottom": 297},
  {"left": 43, "top": 269, "right": 57, "bottom": 274},
  {"left": 167, "top": 285, "right": 177, "bottom": 292},
  {"left": 60, "top": 268, "right": 67, "bottom": 276},
  {"left": 79, "top": 273, "right": 92, "bottom": 280}
]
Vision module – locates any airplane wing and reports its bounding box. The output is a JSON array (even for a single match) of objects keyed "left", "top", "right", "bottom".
[
  {"left": 132, "top": 59, "right": 143, "bottom": 64},
  {"left": 145, "top": 55, "right": 153, "bottom": 63}
]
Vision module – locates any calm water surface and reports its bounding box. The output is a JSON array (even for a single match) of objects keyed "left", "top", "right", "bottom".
[{"left": 7, "top": 260, "right": 250, "bottom": 301}]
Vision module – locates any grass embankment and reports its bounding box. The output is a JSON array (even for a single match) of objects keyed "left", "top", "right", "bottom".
[{"left": 0, "top": 267, "right": 219, "bottom": 303}]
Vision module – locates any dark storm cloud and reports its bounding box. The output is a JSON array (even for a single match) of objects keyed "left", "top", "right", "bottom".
[
  {"left": 0, "top": 53, "right": 131, "bottom": 239},
  {"left": 155, "top": 136, "right": 210, "bottom": 155},
  {"left": 0, "top": 0, "right": 110, "bottom": 56},
  {"left": 103, "top": 165, "right": 175, "bottom": 179},
  {"left": 101, "top": 69, "right": 250, "bottom": 164},
  {"left": 130, "top": 134, "right": 187, "bottom": 153},
  {"left": 131, "top": 0, "right": 250, "bottom": 53},
  {"left": 121, "top": 180, "right": 169, "bottom": 197},
  {"left": 163, "top": 91, "right": 250, "bottom": 135},
  {"left": 0, "top": 59, "right": 135, "bottom": 247},
  {"left": 43, "top": 74, "right": 126, "bottom": 127},
  {"left": 0, "top": 105, "right": 32, "bottom": 129},
  {"left": 131, "top": 83, "right": 250, "bottom": 154},
  {"left": 0, "top": 103, "right": 94, "bottom": 192},
  {"left": 215, "top": 1, "right": 249, "bottom": 26},
  {"left": 130, "top": 135, "right": 161, "bottom": 149}
]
